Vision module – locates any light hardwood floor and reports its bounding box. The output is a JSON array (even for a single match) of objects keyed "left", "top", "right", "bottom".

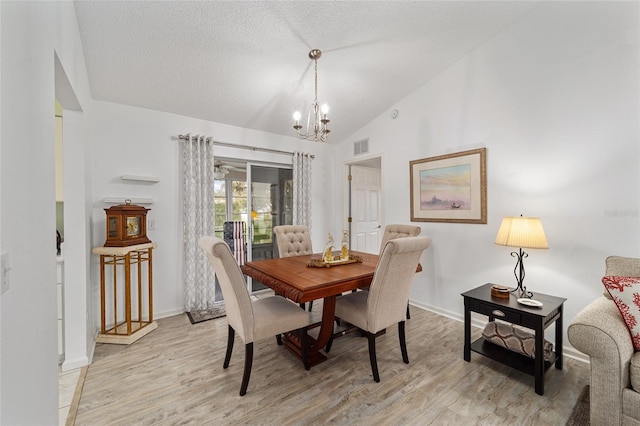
[{"left": 74, "top": 303, "right": 588, "bottom": 425}]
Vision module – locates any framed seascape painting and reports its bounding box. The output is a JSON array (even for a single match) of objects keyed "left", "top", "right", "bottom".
[{"left": 410, "top": 148, "right": 487, "bottom": 224}]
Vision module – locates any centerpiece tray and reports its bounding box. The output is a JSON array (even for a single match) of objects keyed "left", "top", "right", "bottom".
[{"left": 307, "top": 254, "right": 363, "bottom": 268}]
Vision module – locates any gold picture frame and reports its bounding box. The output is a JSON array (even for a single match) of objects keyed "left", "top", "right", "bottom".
[{"left": 410, "top": 148, "right": 487, "bottom": 224}]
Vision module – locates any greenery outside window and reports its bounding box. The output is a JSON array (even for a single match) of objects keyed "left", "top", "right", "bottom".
[
  {"left": 251, "top": 182, "right": 273, "bottom": 244},
  {"left": 214, "top": 178, "right": 248, "bottom": 238}
]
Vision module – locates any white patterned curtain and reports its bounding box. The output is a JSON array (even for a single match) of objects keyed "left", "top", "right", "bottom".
[
  {"left": 182, "top": 135, "right": 216, "bottom": 312},
  {"left": 292, "top": 152, "right": 313, "bottom": 228}
]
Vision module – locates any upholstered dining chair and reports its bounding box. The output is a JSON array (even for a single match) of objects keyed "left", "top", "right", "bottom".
[
  {"left": 379, "top": 224, "right": 422, "bottom": 319},
  {"left": 273, "top": 225, "right": 315, "bottom": 311},
  {"left": 198, "top": 236, "right": 313, "bottom": 396},
  {"left": 329, "top": 236, "right": 431, "bottom": 383}
]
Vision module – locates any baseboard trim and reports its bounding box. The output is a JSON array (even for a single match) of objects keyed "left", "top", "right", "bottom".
[
  {"left": 61, "top": 356, "right": 89, "bottom": 371},
  {"left": 409, "top": 299, "right": 590, "bottom": 365},
  {"left": 155, "top": 307, "right": 186, "bottom": 319}
]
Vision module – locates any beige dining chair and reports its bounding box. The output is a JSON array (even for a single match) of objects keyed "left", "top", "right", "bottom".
[
  {"left": 273, "top": 225, "right": 315, "bottom": 311},
  {"left": 329, "top": 236, "right": 431, "bottom": 382},
  {"left": 379, "top": 224, "right": 422, "bottom": 319},
  {"left": 198, "top": 236, "right": 313, "bottom": 396}
]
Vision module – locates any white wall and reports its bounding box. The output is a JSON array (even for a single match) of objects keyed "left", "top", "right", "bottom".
[
  {"left": 0, "top": 1, "right": 93, "bottom": 424},
  {"left": 334, "top": 1, "right": 640, "bottom": 350},
  {"left": 53, "top": 7, "right": 94, "bottom": 372},
  {"left": 89, "top": 101, "right": 333, "bottom": 329},
  {"left": 0, "top": 1, "right": 4, "bottom": 417},
  {"left": 61, "top": 108, "right": 93, "bottom": 371}
]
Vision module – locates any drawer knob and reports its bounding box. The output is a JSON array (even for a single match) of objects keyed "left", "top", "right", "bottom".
[{"left": 492, "top": 310, "right": 506, "bottom": 317}]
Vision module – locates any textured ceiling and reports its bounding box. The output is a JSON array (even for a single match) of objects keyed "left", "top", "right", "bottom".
[{"left": 74, "top": 1, "right": 538, "bottom": 143}]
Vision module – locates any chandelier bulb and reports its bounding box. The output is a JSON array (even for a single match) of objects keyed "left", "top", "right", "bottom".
[
  {"left": 321, "top": 104, "right": 329, "bottom": 115},
  {"left": 293, "top": 111, "right": 301, "bottom": 122}
]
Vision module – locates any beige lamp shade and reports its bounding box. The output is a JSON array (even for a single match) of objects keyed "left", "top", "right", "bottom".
[{"left": 494, "top": 216, "right": 549, "bottom": 250}]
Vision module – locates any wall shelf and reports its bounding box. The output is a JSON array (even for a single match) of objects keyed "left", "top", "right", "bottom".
[
  {"left": 121, "top": 175, "right": 159, "bottom": 183},
  {"left": 104, "top": 197, "right": 154, "bottom": 205}
]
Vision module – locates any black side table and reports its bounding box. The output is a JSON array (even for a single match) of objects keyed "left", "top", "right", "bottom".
[{"left": 462, "top": 283, "right": 566, "bottom": 395}]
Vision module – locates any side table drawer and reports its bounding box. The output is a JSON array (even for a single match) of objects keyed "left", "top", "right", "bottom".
[{"left": 477, "top": 302, "right": 521, "bottom": 323}]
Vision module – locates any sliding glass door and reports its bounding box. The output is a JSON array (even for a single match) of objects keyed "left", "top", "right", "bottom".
[
  {"left": 212, "top": 177, "right": 248, "bottom": 302},
  {"left": 213, "top": 160, "right": 292, "bottom": 294},
  {"left": 247, "top": 163, "right": 293, "bottom": 291}
]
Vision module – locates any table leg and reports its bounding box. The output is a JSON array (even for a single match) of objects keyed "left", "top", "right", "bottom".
[
  {"left": 282, "top": 295, "right": 336, "bottom": 367},
  {"left": 137, "top": 251, "right": 142, "bottom": 328},
  {"left": 100, "top": 256, "right": 106, "bottom": 334},
  {"left": 534, "top": 321, "right": 544, "bottom": 395},
  {"left": 112, "top": 257, "right": 118, "bottom": 334},
  {"left": 556, "top": 306, "right": 563, "bottom": 370},
  {"left": 125, "top": 253, "right": 132, "bottom": 335},
  {"left": 463, "top": 302, "right": 471, "bottom": 362},
  {"left": 148, "top": 248, "right": 154, "bottom": 323},
  {"left": 310, "top": 295, "right": 336, "bottom": 352}
]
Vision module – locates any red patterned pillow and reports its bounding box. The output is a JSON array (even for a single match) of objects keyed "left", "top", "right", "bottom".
[{"left": 602, "top": 275, "right": 640, "bottom": 350}]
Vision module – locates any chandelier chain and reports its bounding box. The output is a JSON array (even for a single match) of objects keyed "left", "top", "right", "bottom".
[{"left": 314, "top": 57, "right": 318, "bottom": 105}]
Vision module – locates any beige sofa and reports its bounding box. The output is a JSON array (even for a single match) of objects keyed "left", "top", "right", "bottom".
[{"left": 568, "top": 256, "right": 640, "bottom": 426}]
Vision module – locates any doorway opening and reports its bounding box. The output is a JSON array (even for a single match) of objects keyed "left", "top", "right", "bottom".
[{"left": 54, "top": 100, "right": 65, "bottom": 366}]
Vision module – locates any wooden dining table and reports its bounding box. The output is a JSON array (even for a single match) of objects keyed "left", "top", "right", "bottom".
[{"left": 241, "top": 250, "right": 380, "bottom": 367}]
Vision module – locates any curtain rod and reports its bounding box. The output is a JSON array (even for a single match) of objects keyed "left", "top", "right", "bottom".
[{"left": 178, "top": 134, "right": 314, "bottom": 158}]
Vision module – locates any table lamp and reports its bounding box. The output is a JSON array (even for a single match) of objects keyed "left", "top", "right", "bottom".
[{"left": 494, "top": 215, "right": 548, "bottom": 298}]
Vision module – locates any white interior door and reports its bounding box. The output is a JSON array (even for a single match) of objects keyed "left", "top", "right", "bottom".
[{"left": 351, "top": 165, "right": 382, "bottom": 253}]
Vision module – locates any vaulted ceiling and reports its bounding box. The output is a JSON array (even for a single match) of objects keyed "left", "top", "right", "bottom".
[{"left": 74, "top": 1, "right": 538, "bottom": 143}]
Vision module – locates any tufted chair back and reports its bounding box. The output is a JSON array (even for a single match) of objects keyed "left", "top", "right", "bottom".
[
  {"left": 273, "top": 225, "right": 313, "bottom": 258},
  {"left": 379, "top": 224, "right": 422, "bottom": 255}
]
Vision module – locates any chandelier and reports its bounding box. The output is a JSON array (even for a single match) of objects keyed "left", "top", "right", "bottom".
[{"left": 293, "top": 49, "right": 330, "bottom": 142}]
